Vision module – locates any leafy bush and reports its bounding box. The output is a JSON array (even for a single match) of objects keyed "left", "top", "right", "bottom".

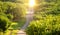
[
  {"left": 26, "top": 15, "right": 60, "bottom": 35},
  {"left": 0, "top": 15, "right": 11, "bottom": 32},
  {"left": 0, "top": 0, "right": 26, "bottom": 35}
]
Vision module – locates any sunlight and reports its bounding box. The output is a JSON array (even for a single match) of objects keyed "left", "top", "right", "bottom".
[{"left": 29, "top": 0, "right": 35, "bottom": 7}]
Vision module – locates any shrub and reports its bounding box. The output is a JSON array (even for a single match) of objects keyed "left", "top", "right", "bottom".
[
  {"left": 0, "top": 15, "right": 11, "bottom": 32},
  {"left": 26, "top": 15, "right": 60, "bottom": 35}
]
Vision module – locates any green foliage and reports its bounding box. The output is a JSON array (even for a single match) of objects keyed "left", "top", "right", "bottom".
[
  {"left": 26, "top": 15, "right": 60, "bottom": 35},
  {"left": 26, "top": 0, "right": 60, "bottom": 35},
  {"left": 0, "top": 0, "right": 26, "bottom": 35},
  {"left": 0, "top": 1, "right": 26, "bottom": 21},
  {"left": 0, "top": 15, "right": 11, "bottom": 32},
  {"left": 0, "top": 0, "right": 26, "bottom": 31},
  {"left": 0, "top": 0, "right": 15, "bottom": 1},
  {"left": 0, "top": 1, "right": 16, "bottom": 32},
  {"left": 7, "top": 14, "right": 13, "bottom": 19}
]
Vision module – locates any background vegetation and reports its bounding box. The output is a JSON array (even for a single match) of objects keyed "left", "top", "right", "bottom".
[
  {"left": 0, "top": 0, "right": 27, "bottom": 35},
  {"left": 0, "top": 0, "right": 60, "bottom": 35},
  {"left": 26, "top": 0, "right": 60, "bottom": 35}
]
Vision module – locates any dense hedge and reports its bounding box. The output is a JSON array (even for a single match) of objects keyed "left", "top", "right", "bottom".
[{"left": 26, "top": 15, "right": 60, "bottom": 35}]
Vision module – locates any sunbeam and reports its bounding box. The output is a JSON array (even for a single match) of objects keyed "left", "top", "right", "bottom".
[{"left": 29, "top": 0, "right": 35, "bottom": 7}]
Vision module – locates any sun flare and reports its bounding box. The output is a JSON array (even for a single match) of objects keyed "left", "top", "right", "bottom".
[{"left": 29, "top": 0, "right": 35, "bottom": 7}]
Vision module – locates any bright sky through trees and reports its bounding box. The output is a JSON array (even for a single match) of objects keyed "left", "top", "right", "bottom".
[{"left": 29, "top": 0, "right": 35, "bottom": 7}]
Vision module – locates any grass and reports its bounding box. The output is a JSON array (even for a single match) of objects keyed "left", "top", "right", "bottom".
[{"left": 9, "top": 18, "right": 26, "bottom": 30}]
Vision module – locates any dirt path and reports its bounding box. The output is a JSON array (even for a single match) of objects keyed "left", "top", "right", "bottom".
[
  {"left": 21, "top": 14, "right": 33, "bottom": 30},
  {"left": 17, "top": 7, "right": 34, "bottom": 35},
  {"left": 17, "top": 30, "right": 26, "bottom": 35},
  {"left": 17, "top": 14, "right": 33, "bottom": 35}
]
